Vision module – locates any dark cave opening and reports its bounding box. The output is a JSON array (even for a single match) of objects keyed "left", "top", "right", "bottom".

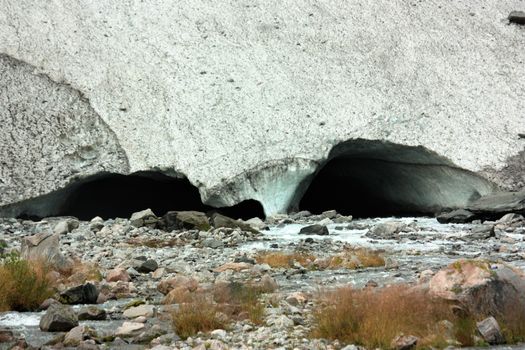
[
  {"left": 14, "top": 172, "right": 265, "bottom": 221},
  {"left": 298, "top": 140, "right": 495, "bottom": 218}
]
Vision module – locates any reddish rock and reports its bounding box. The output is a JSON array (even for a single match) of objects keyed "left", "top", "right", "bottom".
[{"left": 106, "top": 268, "right": 131, "bottom": 282}]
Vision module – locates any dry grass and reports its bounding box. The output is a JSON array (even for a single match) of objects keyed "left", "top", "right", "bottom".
[
  {"left": 58, "top": 259, "right": 103, "bottom": 286},
  {"left": 0, "top": 252, "right": 54, "bottom": 311},
  {"left": 171, "top": 295, "right": 227, "bottom": 340},
  {"left": 213, "top": 281, "right": 271, "bottom": 325},
  {"left": 254, "top": 251, "right": 316, "bottom": 268},
  {"left": 311, "top": 284, "right": 473, "bottom": 349},
  {"left": 171, "top": 280, "right": 276, "bottom": 338},
  {"left": 325, "top": 248, "right": 385, "bottom": 270}
]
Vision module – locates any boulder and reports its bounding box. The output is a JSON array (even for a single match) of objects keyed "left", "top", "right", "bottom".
[
  {"left": 106, "top": 267, "right": 131, "bottom": 282},
  {"left": 0, "top": 329, "right": 14, "bottom": 343},
  {"left": 115, "top": 322, "right": 145, "bottom": 337},
  {"left": 366, "top": 221, "right": 407, "bottom": 239},
  {"left": 477, "top": 316, "right": 505, "bottom": 345},
  {"left": 160, "top": 211, "right": 210, "bottom": 231},
  {"left": 53, "top": 219, "right": 79, "bottom": 235},
  {"left": 211, "top": 213, "right": 259, "bottom": 234},
  {"left": 39, "top": 304, "right": 78, "bottom": 332},
  {"left": 428, "top": 259, "right": 525, "bottom": 316},
  {"left": 298, "top": 224, "right": 329, "bottom": 235},
  {"left": 63, "top": 325, "right": 96, "bottom": 347},
  {"left": 467, "top": 225, "right": 495, "bottom": 240},
  {"left": 123, "top": 304, "right": 156, "bottom": 319},
  {"left": 391, "top": 334, "right": 418, "bottom": 350},
  {"left": 78, "top": 306, "right": 107, "bottom": 320},
  {"left": 468, "top": 190, "right": 525, "bottom": 219},
  {"left": 60, "top": 283, "right": 99, "bottom": 304},
  {"left": 436, "top": 209, "right": 476, "bottom": 224},
  {"left": 157, "top": 275, "right": 199, "bottom": 295},
  {"left": 130, "top": 209, "right": 158, "bottom": 228},
  {"left": 20, "top": 232, "right": 71, "bottom": 271},
  {"left": 134, "top": 259, "right": 158, "bottom": 273},
  {"left": 203, "top": 238, "right": 223, "bottom": 249}
]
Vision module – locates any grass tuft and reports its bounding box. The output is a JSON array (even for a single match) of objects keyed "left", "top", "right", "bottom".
[
  {"left": 254, "top": 251, "right": 315, "bottom": 268},
  {"left": 0, "top": 251, "right": 54, "bottom": 311}
]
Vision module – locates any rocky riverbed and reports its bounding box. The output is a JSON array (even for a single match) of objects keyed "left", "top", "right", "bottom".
[{"left": 1, "top": 209, "right": 525, "bottom": 350}]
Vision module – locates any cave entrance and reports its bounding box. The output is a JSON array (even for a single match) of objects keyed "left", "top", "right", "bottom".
[
  {"left": 14, "top": 172, "right": 265, "bottom": 221},
  {"left": 298, "top": 140, "right": 495, "bottom": 218}
]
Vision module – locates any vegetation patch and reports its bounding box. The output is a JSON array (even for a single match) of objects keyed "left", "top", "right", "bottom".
[
  {"left": 0, "top": 251, "right": 54, "bottom": 311},
  {"left": 254, "top": 251, "right": 316, "bottom": 268}
]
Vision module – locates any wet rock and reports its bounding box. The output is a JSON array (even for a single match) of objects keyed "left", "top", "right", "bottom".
[
  {"left": 133, "top": 324, "right": 168, "bottom": 344},
  {"left": 468, "top": 190, "right": 525, "bottom": 218},
  {"left": 477, "top": 316, "right": 505, "bottom": 345},
  {"left": 211, "top": 213, "right": 258, "bottom": 233},
  {"left": 106, "top": 267, "right": 131, "bottom": 282},
  {"left": 320, "top": 210, "right": 338, "bottom": 219},
  {"left": 160, "top": 210, "right": 210, "bottom": 231},
  {"left": 78, "top": 306, "right": 107, "bottom": 320},
  {"left": 60, "top": 282, "right": 99, "bottom": 304},
  {"left": 130, "top": 208, "right": 158, "bottom": 228},
  {"left": 497, "top": 213, "right": 524, "bottom": 224},
  {"left": 467, "top": 225, "right": 495, "bottom": 240},
  {"left": 123, "top": 304, "right": 156, "bottom": 318},
  {"left": 428, "top": 259, "right": 525, "bottom": 316},
  {"left": 391, "top": 334, "right": 418, "bottom": 350},
  {"left": 436, "top": 209, "right": 476, "bottom": 223},
  {"left": 20, "top": 232, "right": 71, "bottom": 270},
  {"left": 39, "top": 304, "right": 79, "bottom": 332},
  {"left": 299, "top": 224, "right": 329, "bottom": 235},
  {"left": 134, "top": 258, "right": 158, "bottom": 273},
  {"left": 366, "top": 221, "right": 407, "bottom": 239},
  {"left": 509, "top": 11, "right": 525, "bottom": 25}
]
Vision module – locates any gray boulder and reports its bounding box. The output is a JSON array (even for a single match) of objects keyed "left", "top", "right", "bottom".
[
  {"left": 160, "top": 211, "right": 210, "bottom": 231},
  {"left": 39, "top": 304, "right": 78, "bottom": 332},
  {"left": 130, "top": 209, "right": 158, "bottom": 228},
  {"left": 299, "top": 224, "right": 329, "bottom": 236},
  {"left": 468, "top": 190, "right": 525, "bottom": 218},
  {"left": 78, "top": 306, "right": 107, "bottom": 321},
  {"left": 211, "top": 213, "right": 259, "bottom": 234},
  {"left": 134, "top": 258, "right": 159, "bottom": 273},
  {"left": 59, "top": 283, "right": 99, "bottom": 305},
  {"left": 436, "top": 209, "right": 476, "bottom": 224},
  {"left": 366, "top": 221, "right": 407, "bottom": 239},
  {"left": 20, "top": 232, "right": 71, "bottom": 271}
]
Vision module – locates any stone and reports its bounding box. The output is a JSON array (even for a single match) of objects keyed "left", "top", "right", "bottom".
[
  {"left": 78, "top": 306, "right": 107, "bottom": 320},
  {"left": 214, "top": 262, "right": 253, "bottom": 273},
  {"left": 468, "top": 190, "right": 525, "bottom": 218},
  {"left": 39, "top": 304, "right": 79, "bottom": 332},
  {"left": 509, "top": 11, "right": 525, "bottom": 25},
  {"left": 106, "top": 267, "right": 131, "bottom": 282},
  {"left": 157, "top": 275, "right": 199, "bottom": 295},
  {"left": 0, "top": 329, "right": 14, "bottom": 343},
  {"left": 436, "top": 209, "right": 476, "bottom": 224},
  {"left": 468, "top": 225, "right": 495, "bottom": 240},
  {"left": 298, "top": 224, "right": 329, "bottom": 235},
  {"left": 115, "top": 322, "right": 145, "bottom": 337},
  {"left": 135, "top": 259, "right": 159, "bottom": 273},
  {"left": 497, "top": 213, "right": 524, "bottom": 224},
  {"left": 63, "top": 325, "right": 95, "bottom": 347},
  {"left": 366, "top": 221, "right": 407, "bottom": 239},
  {"left": 210, "top": 329, "right": 227, "bottom": 339},
  {"left": 233, "top": 255, "right": 256, "bottom": 264},
  {"left": 60, "top": 283, "right": 99, "bottom": 304},
  {"left": 211, "top": 213, "right": 259, "bottom": 233},
  {"left": 477, "top": 317, "right": 505, "bottom": 345},
  {"left": 130, "top": 208, "right": 158, "bottom": 228},
  {"left": 244, "top": 217, "right": 267, "bottom": 231},
  {"left": 160, "top": 211, "right": 210, "bottom": 231},
  {"left": 321, "top": 209, "right": 338, "bottom": 219},
  {"left": 391, "top": 334, "right": 418, "bottom": 350},
  {"left": 123, "top": 304, "right": 156, "bottom": 319},
  {"left": 1, "top": 1, "right": 524, "bottom": 218},
  {"left": 203, "top": 238, "right": 223, "bottom": 249},
  {"left": 428, "top": 259, "right": 525, "bottom": 316},
  {"left": 285, "top": 292, "right": 308, "bottom": 306},
  {"left": 20, "top": 232, "right": 71, "bottom": 270}
]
